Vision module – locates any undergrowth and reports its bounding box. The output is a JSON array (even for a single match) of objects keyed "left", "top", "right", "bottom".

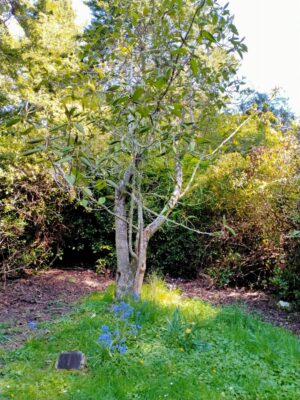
[{"left": 0, "top": 276, "right": 299, "bottom": 399}]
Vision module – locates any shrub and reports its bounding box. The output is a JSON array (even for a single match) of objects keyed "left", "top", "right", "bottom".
[{"left": 0, "top": 164, "right": 68, "bottom": 280}]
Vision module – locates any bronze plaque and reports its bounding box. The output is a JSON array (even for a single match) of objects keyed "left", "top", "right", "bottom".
[{"left": 56, "top": 351, "right": 85, "bottom": 370}]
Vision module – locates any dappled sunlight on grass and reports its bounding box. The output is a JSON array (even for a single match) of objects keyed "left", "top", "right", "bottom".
[{"left": 142, "top": 274, "right": 181, "bottom": 305}]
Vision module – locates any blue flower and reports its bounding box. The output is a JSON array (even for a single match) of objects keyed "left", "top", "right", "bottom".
[
  {"left": 132, "top": 292, "right": 139, "bottom": 302},
  {"left": 112, "top": 301, "right": 134, "bottom": 320},
  {"left": 116, "top": 344, "right": 128, "bottom": 355},
  {"left": 28, "top": 321, "right": 38, "bottom": 330},
  {"left": 98, "top": 331, "right": 113, "bottom": 349},
  {"left": 101, "top": 325, "right": 110, "bottom": 333}
]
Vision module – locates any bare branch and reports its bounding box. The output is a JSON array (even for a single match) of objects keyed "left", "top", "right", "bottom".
[
  {"left": 206, "top": 114, "right": 253, "bottom": 159},
  {"left": 128, "top": 174, "right": 138, "bottom": 262},
  {"left": 145, "top": 148, "right": 183, "bottom": 238}
]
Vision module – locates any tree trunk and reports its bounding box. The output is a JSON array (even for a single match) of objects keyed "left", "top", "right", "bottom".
[
  {"left": 133, "top": 232, "right": 149, "bottom": 295},
  {"left": 115, "top": 189, "right": 134, "bottom": 298}
]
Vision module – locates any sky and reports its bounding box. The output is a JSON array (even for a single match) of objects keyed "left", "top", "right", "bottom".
[
  {"left": 71, "top": 0, "right": 91, "bottom": 28},
  {"left": 220, "top": 0, "right": 300, "bottom": 116}
]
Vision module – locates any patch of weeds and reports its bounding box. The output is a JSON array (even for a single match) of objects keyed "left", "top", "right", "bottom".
[{"left": 165, "top": 307, "right": 212, "bottom": 353}]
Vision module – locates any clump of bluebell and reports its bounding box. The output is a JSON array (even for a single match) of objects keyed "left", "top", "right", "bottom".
[
  {"left": 98, "top": 325, "right": 128, "bottom": 355},
  {"left": 97, "top": 293, "right": 142, "bottom": 356}
]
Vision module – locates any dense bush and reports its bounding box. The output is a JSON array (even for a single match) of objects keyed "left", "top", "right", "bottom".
[
  {"left": 0, "top": 164, "right": 68, "bottom": 280},
  {"left": 159, "top": 131, "right": 300, "bottom": 302},
  {"left": 0, "top": 162, "right": 116, "bottom": 280}
]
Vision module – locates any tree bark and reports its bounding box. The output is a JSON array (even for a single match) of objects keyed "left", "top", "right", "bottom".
[
  {"left": 133, "top": 231, "right": 149, "bottom": 295},
  {"left": 114, "top": 189, "right": 134, "bottom": 298}
]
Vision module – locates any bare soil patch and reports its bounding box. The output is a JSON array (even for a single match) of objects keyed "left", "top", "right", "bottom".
[
  {"left": 0, "top": 269, "right": 298, "bottom": 350},
  {"left": 0, "top": 269, "right": 112, "bottom": 349}
]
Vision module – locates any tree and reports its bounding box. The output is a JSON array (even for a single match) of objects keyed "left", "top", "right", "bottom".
[
  {"left": 0, "top": 0, "right": 81, "bottom": 280},
  {"left": 28, "top": 0, "right": 247, "bottom": 298},
  {"left": 239, "top": 90, "right": 295, "bottom": 130}
]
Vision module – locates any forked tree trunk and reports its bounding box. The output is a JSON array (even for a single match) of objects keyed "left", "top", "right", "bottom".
[
  {"left": 115, "top": 197, "right": 149, "bottom": 298},
  {"left": 114, "top": 154, "right": 183, "bottom": 298}
]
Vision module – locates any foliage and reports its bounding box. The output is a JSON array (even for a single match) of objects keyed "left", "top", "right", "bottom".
[
  {"left": 239, "top": 90, "right": 295, "bottom": 129},
  {"left": 0, "top": 164, "right": 69, "bottom": 280},
  {"left": 147, "top": 122, "right": 300, "bottom": 302},
  {"left": 1, "top": 281, "right": 299, "bottom": 399},
  {"left": 165, "top": 307, "right": 212, "bottom": 352}
]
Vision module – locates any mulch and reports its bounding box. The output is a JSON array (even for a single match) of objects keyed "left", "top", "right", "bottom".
[
  {"left": 0, "top": 269, "right": 112, "bottom": 349},
  {"left": 0, "top": 269, "right": 299, "bottom": 350}
]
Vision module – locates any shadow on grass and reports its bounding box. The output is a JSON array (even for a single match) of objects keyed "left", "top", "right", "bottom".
[{"left": 1, "top": 279, "right": 300, "bottom": 400}]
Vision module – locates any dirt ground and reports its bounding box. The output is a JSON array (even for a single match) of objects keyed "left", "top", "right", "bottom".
[{"left": 0, "top": 269, "right": 299, "bottom": 349}]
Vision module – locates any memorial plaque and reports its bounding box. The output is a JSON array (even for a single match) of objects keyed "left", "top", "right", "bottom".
[{"left": 56, "top": 351, "right": 86, "bottom": 370}]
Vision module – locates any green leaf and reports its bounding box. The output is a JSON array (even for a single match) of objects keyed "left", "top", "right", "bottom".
[
  {"left": 223, "top": 216, "right": 236, "bottom": 236},
  {"left": 190, "top": 58, "right": 199, "bottom": 76},
  {"left": 82, "top": 187, "right": 93, "bottom": 198},
  {"left": 95, "top": 179, "right": 107, "bottom": 191},
  {"left": 287, "top": 230, "right": 300, "bottom": 238},
  {"left": 65, "top": 174, "right": 76, "bottom": 186},
  {"left": 172, "top": 103, "right": 183, "bottom": 117},
  {"left": 28, "top": 138, "right": 44, "bottom": 144},
  {"left": 137, "top": 107, "right": 150, "bottom": 117},
  {"left": 112, "top": 96, "right": 130, "bottom": 106},
  {"left": 6, "top": 117, "right": 21, "bottom": 127},
  {"left": 138, "top": 126, "right": 151, "bottom": 134},
  {"left": 170, "top": 47, "right": 188, "bottom": 57},
  {"left": 49, "top": 123, "right": 67, "bottom": 132},
  {"left": 80, "top": 157, "right": 93, "bottom": 167},
  {"left": 107, "top": 85, "right": 120, "bottom": 92},
  {"left": 79, "top": 199, "right": 89, "bottom": 208},
  {"left": 97, "top": 197, "right": 106, "bottom": 205},
  {"left": 74, "top": 122, "right": 85, "bottom": 134},
  {"left": 229, "top": 23, "right": 239, "bottom": 35},
  {"left": 21, "top": 127, "right": 34, "bottom": 135},
  {"left": 23, "top": 148, "right": 42, "bottom": 156},
  {"left": 154, "top": 76, "right": 168, "bottom": 90},
  {"left": 132, "top": 86, "right": 144, "bottom": 102},
  {"left": 202, "top": 30, "right": 216, "bottom": 42}
]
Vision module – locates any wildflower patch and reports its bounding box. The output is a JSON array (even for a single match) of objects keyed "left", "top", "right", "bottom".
[{"left": 97, "top": 296, "right": 142, "bottom": 357}]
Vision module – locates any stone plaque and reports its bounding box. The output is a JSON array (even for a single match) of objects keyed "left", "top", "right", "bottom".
[{"left": 56, "top": 351, "right": 86, "bottom": 370}]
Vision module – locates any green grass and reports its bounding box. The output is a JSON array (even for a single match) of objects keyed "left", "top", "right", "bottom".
[{"left": 1, "top": 277, "right": 299, "bottom": 400}]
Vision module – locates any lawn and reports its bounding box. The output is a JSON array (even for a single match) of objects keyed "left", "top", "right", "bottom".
[{"left": 1, "top": 277, "right": 299, "bottom": 400}]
